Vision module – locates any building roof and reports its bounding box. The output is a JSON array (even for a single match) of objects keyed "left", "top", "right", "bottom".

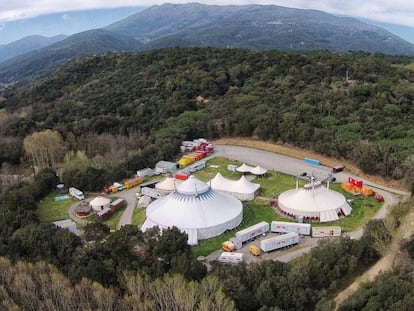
[
  {"left": 89, "top": 196, "right": 111, "bottom": 207},
  {"left": 251, "top": 165, "right": 267, "bottom": 175}
]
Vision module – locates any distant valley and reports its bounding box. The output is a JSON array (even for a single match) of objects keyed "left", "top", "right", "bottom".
[{"left": 1, "top": 3, "right": 414, "bottom": 83}]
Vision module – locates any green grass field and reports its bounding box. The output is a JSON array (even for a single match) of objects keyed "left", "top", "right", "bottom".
[
  {"left": 132, "top": 207, "right": 146, "bottom": 228},
  {"left": 191, "top": 157, "right": 383, "bottom": 256},
  {"left": 37, "top": 193, "right": 77, "bottom": 222}
]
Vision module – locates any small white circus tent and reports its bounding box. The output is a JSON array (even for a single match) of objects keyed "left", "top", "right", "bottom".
[{"left": 209, "top": 172, "right": 260, "bottom": 201}]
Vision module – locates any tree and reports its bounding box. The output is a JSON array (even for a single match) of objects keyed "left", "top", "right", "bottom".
[
  {"left": 84, "top": 222, "right": 110, "bottom": 242},
  {"left": 23, "top": 130, "right": 65, "bottom": 171}
]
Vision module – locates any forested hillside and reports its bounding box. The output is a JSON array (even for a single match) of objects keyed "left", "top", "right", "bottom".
[{"left": 2, "top": 48, "right": 414, "bottom": 188}]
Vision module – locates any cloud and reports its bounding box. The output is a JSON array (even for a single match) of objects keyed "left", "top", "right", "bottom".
[{"left": 0, "top": 0, "right": 413, "bottom": 28}]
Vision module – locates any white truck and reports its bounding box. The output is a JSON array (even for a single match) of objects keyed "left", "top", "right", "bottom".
[
  {"left": 69, "top": 187, "right": 84, "bottom": 200},
  {"left": 235, "top": 221, "right": 269, "bottom": 243},
  {"left": 271, "top": 221, "right": 311, "bottom": 236},
  {"left": 260, "top": 232, "right": 299, "bottom": 252},
  {"left": 217, "top": 252, "right": 243, "bottom": 263},
  {"left": 311, "top": 226, "right": 341, "bottom": 238}
]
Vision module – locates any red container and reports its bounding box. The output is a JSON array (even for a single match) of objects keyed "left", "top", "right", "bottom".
[{"left": 175, "top": 172, "right": 189, "bottom": 181}]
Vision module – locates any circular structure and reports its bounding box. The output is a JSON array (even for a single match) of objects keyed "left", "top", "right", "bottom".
[
  {"left": 89, "top": 196, "right": 111, "bottom": 212},
  {"left": 278, "top": 181, "right": 350, "bottom": 222},
  {"left": 75, "top": 202, "right": 92, "bottom": 217},
  {"left": 141, "top": 176, "right": 243, "bottom": 245}
]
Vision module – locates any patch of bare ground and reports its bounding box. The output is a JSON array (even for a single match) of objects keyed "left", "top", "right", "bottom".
[{"left": 213, "top": 137, "right": 406, "bottom": 190}]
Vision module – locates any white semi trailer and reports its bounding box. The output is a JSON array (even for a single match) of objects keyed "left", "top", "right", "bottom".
[
  {"left": 217, "top": 252, "right": 243, "bottom": 263},
  {"left": 260, "top": 232, "right": 299, "bottom": 252},
  {"left": 271, "top": 221, "right": 311, "bottom": 235},
  {"left": 235, "top": 221, "right": 269, "bottom": 243},
  {"left": 311, "top": 226, "right": 341, "bottom": 238}
]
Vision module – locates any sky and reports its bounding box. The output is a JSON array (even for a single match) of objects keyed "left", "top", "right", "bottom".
[{"left": 0, "top": 1, "right": 413, "bottom": 45}]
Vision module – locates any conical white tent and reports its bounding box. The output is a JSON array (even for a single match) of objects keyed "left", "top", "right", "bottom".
[
  {"left": 278, "top": 181, "right": 349, "bottom": 222},
  {"left": 141, "top": 176, "right": 243, "bottom": 245},
  {"left": 251, "top": 165, "right": 267, "bottom": 176},
  {"left": 155, "top": 176, "right": 182, "bottom": 192},
  {"left": 236, "top": 163, "right": 255, "bottom": 173},
  {"left": 209, "top": 173, "right": 260, "bottom": 201}
]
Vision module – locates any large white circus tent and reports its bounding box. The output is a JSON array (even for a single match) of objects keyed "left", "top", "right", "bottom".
[
  {"left": 209, "top": 173, "right": 260, "bottom": 201},
  {"left": 278, "top": 181, "right": 351, "bottom": 222},
  {"left": 141, "top": 176, "right": 243, "bottom": 245}
]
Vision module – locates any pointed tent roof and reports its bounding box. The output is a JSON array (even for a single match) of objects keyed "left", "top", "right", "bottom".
[
  {"left": 209, "top": 173, "right": 260, "bottom": 194},
  {"left": 210, "top": 172, "right": 229, "bottom": 189},
  {"left": 176, "top": 175, "right": 210, "bottom": 195},
  {"left": 235, "top": 175, "right": 260, "bottom": 193},
  {"left": 251, "top": 165, "right": 267, "bottom": 176},
  {"left": 236, "top": 163, "right": 255, "bottom": 173},
  {"left": 155, "top": 176, "right": 182, "bottom": 191}
]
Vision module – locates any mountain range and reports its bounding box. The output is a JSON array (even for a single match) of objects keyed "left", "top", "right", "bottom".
[{"left": 1, "top": 3, "right": 414, "bottom": 83}]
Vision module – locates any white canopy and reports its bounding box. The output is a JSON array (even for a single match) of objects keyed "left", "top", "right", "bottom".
[
  {"left": 251, "top": 165, "right": 267, "bottom": 176},
  {"left": 89, "top": 196, "right": 111, "bottom": 212},
  {"left": 209, "top": 173, "right": 260, "bottom": 201},
  {"left": 141, "top": 176, "right": 243, "bottom": 245},
  {"left": 155, "top": 176, "right": 182, "bottom": 192},
  {"left": 236, "top": 163, "right": 255, "bottom": 173}
]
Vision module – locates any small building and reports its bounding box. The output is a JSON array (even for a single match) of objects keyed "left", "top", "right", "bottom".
[
  {"left": 89, "top": 196, "right": 111, "bottom": 212},
  {"left": 53, "top": 219, "right": 80, "bottom": 236},
  {"left": 75, "top": 202, "right": 92, "bottom": 217},
  {"left": 155, "top": 161, "right": 178, "bottom": 174}
]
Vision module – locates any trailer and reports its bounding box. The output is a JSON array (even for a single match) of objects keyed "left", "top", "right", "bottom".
[
  {"left": 235, "top": 221, "right": 269, "bottom": 243},
  {"left": 97, "top": 207, "right": 112, "bottom": 220},
  {"left": 124, "top": 177, "right": 144, "bottom": 189},
  {"left": 217, "top": 252, "right": 243, "bottom": 263},
  {"left": 311, "top": 226, "right": 341, "bottom": 238},
  {"left": 271, "top": 221, "right": 311, "bottom": 236},
  {"left": 304, "top": 157, "right": 321, "bottom": 166},
  {"left": 188, "top": 161, "right": 206, "bottom": 173},
  {"left": 69, "top": 187, "right": 84, "bottom": 200},
  {"left": 110, "top": 198, "right": 126, "bottom": 212},
  {"left": 260, "top": 232, "right": 299, "bottom": 252},
  {"left": 137, "top": 168, "right": 154, "bottom": 177},
  {"left": 141, "top": 187, "right": 164, "bottom": 199}
]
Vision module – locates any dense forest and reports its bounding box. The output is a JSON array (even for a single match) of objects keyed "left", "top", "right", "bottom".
[{"left": 1, "top": 48, "right": 414, "bottom": 191}]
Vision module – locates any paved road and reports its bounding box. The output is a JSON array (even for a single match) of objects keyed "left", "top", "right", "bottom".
[{"left": 117, "top": 186, "right": 140, "bottom": 229}]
